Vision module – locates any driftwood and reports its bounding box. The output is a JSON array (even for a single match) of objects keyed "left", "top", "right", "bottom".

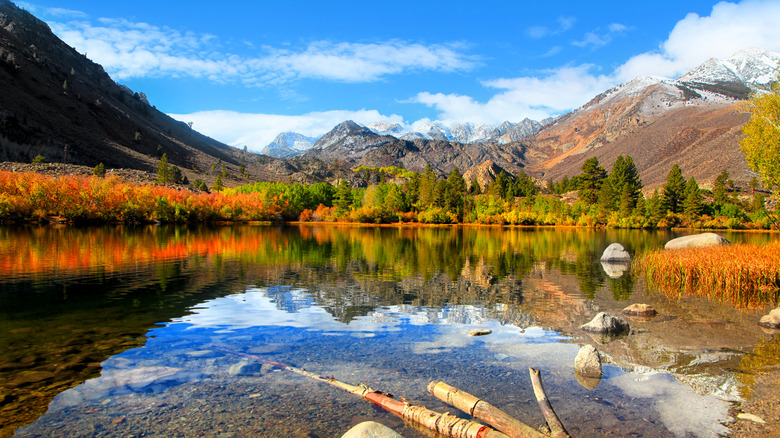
[
  {"left": 218, "top": 348, "right": 509, "bottom": 438},
  {"left": 529, "top": 368, "right": 570, "bottom": 438},
  {"left": 428, "top": 381, "right": 546, "bottom": 438}
]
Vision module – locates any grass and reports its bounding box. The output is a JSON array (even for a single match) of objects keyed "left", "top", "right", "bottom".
[{"left": 638, "top": 242, "right": 780, "bottom": 308}]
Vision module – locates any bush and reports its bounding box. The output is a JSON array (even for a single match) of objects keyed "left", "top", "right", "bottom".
[
  {"left": 418, "top": 207, "right": 456, "bottom": 224},
  {"left": 32, "top": 155, "right": 46, "bottom": 164}
]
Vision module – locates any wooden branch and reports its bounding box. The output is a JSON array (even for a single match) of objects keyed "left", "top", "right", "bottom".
[
  {"left": 528, "top": 368, "right": 570, "bottom": 438},
  {"left": 428, "top": 381, "right": 546, "bottom": 438},
  {"left": 217, "top": 348, "right": 509, "bottom": 438}
]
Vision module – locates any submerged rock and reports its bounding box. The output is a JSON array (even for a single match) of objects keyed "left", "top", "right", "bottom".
[
  {"left": 469, "top": 329, "right": 492, "bottom": 336},
  {"left": 574, "top": 345, "right": 602, "bottom": 379},
  {"left": 341, "top": 421, "right": 404, "bottom": 438},
  {"left": 581, "top": 312, "right": 630, "bottom": 335},
  {"left": 601, "top": 261, "right": 630, "bottom": 279},
  {"left": 601, "top": 243, "right": 631, "bottom": 262},
  {"left": 758, "top": 308, "right": 780, "bottom": 329},
  {"left": 622, "top": 303, "right": 657, "bottom": 317},
  {"left": 228, "top": 360, "right": 264, "bottom": 376},
  {"left": 664, "top": 233, "right": 730, "bottom": 250}
]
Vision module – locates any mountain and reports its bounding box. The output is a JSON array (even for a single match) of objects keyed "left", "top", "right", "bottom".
[
  {"left": 526, "top": 48, "right": 780, "bottom": 189},
  {"left": 260, "top": 132, "right": 317, "bottom": 158},
  {"left": 0, "top": 0, "right": 239, "bottom": 174}
]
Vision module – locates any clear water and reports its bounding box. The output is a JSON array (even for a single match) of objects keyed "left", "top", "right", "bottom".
[{"left": 1, "top": 225, "right": 776, "bottom": 438}]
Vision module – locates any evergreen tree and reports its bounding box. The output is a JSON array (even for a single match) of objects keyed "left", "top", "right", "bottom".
[
  {"left": 93, "top": 162, "right": 106, "bottom": 177},
  {"left": 156, "top": 153, "right": 170, "bottom": 184},
  {"left": 577, "top": 157, "right": 607, "bottom": 204},
  {"left": 417, "top": 165, "right": 437, "bottom": 209},
  {"left": 661, "top": 164, "right": 686, "bottom": 214},
  {"left": 444, "top": 168, "right": 467, "bottom": 221},
  {"left": 212, "top": 175, "right": 223, "bottom": 191},
  {"left": 683, "top": 177, "right": 703, "bottom": 219},
  {"left": 334, "top": 180, "right": 352, "bottom": 215},
  {"left": 607, "top": 155, "right": 642, "bottom": 211},
  {"left": 712, "top": 170, "right": 730, "bottom": 204}
]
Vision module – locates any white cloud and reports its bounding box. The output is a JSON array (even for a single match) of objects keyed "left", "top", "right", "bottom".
[
  {"left": 412, "top": 65, "right": 614, "bottom": 124},
  {"left": 46, "top": 17, "right": 475, "bottom": 84},
  {"left": 572, "top": 23, "right": 630, "bottom": 48},
  {"left": 169, "top": 109, "right": 405, "bottom": 151},
  {"left": 412, "top": 0, "right": 780, "bottom": 124},
  {"left": 616, "top": 0, "right": 780, "bottom": 81},
  {"left": 526, "top": 16, "right": 576, "bottom": 39}
]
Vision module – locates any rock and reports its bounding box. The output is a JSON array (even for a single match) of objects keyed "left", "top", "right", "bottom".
[
  {"left": 601, "top": 261, "right": 630, "bottom": 279},
  {"left": 737, "top": 413, "right": 766, "bottom": 424},
  {"left": 228, "top": 360, "right": 264, "bottom": 376},
  {"left": 664, "top": 233, "right": 730, "bottom": 250},
  {"left": 622, "top": 303, "right": 657, "bottom": 317},
  {"left": 581, "top": 312, "right": 630, "bottom": 335},
  {"left": 341, "top": 421, "right": 404, "bottom": 438},
  {"left": 575, "top": 372, "right": 601, "bottom": 390},
  {"left": 600, "top": 243, "right": 631, "bottom": 262},
  {"left": 469, "top": 329, "right": 492, "bottom": 336},
  {"left": 574, "top": 345, "right": 602, "bottom": 378},
  {"left": 758, "top": 313, "right": 780, "bottom": 329}
]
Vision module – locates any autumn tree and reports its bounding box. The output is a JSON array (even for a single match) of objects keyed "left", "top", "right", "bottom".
[{"left": 740, "top": 75, "right": 780, "bottom": 189}]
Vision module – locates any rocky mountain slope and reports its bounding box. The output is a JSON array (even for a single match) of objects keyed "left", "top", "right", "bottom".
[
  {"left": 526, "top": 48, "right": 779, "bottom": 189},
  {"left": 0, "top": 0, "right": 239, "bottom": 174}
]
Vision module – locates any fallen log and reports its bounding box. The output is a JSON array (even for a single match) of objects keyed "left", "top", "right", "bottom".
[
  {"left": 529, "top": 368, "right": 569, "bottom": 438},
  {"left": 217, "top": 348, "right": 509, "bottom": 438},
  {"left": 428, "top": 381, "right": 546, "bottom": 438}
]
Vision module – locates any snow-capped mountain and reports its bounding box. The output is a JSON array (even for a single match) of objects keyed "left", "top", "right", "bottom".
[
  {"left": 260, "top": 132, "right": 318, "bottom": 158},
  {"left": 680, "top": 47, "right": 780, "bottom": 90}
]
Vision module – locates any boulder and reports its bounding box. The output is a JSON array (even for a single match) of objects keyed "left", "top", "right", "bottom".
[
  {"left": 664, "top": 233, "right": 730, "bottom": 250},
  {"left": 228, "top": 360, "right": 264, "bottom": 377},
  {"left": 574, "top": 345, "right": 602, "bottom": 378},
  {"left": 469, "top": 329, "right": 492, "bottom": 336},
  {"left": 601, "top": 261, "right": 630, "bottom": 279},
  {"left": 622, "top": 303, "right": 657, "bottom": 317},
  {"left": 581, "top": 312, "right": 630, "bottom": 335},
  {"left": 341, "top": 421, "right": 404, "bottom": 438},
  {"left": 758, "top": 307, "right": 780, "bottom": 329},
  {"left": 600, "top": 243, "right": 631, "bottom": 262}
]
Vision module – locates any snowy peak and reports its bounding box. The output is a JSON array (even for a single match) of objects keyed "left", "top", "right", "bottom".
[
  {"left": 368, "top": 121, "right": 403, "bottom": 136},
  {"left": 679, "top": 48, "right": 780, "bottom": 94},
  {"left": 261, "top": 132, "right": 317, "bottom": 158}
]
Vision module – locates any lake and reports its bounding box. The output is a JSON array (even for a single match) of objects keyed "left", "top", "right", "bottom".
[{"left": 1, "top": 224, "right": 777, "bottom": 438}]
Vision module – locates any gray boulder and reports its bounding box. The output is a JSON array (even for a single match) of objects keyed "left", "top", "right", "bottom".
[
  {"left": 341, "top": 421, "right": 404, "bottom": 438},
  {"left": 600, "top": 243, "right": 631, "bottom": 262},
  {"left": 664, "top": 233, "right": 730, "bottom": 250},
  {"left": 228, "top": 360, "right": 264, "bottom": 376},
  {"left": 581, "top": 312, "right": 630, "bottom": 335},
  {"left": 574, "top": 345, "right": 602, "bottom": 378}
]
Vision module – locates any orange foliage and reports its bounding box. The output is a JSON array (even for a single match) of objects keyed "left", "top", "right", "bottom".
[{"left": 0, "top": 171, "right": 285, "bottom": 224}]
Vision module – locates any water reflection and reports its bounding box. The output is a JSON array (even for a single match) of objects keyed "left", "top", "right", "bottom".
[{"left": 1, "top": 225, "right": 776, "bottom": 438}]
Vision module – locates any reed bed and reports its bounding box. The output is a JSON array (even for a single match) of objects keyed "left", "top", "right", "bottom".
[{"left": 638, "top": 241, "right": 780, "bottom": 308}]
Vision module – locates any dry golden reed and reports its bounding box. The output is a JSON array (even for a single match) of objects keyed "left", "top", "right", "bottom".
[{"left": 638, "top": 242, "right": 780, "bottom": 308}]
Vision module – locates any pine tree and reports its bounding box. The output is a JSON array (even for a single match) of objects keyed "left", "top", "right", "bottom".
[
  {"left": 683, "top": 177, "right": 703, "bottom": 219},
  {"left": 156, "top": 153, "right": 170, "bottom": 184},
  {"left": 662, "top": 164, "right": 686, "bottom": 214},
  {"left": 578, "top": 157, "right": 607, "bottom": 204},
  {"left": 212, "top": 175, "right": 223, "bottom": 191},
  {"left": 444, "top": 168, "right": 466, "bottom": 221}
]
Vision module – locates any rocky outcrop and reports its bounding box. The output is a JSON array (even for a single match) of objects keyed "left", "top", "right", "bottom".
[
  {"left": 341, "top": 421, "right": 404, "bottom": 438},
  {"left": 664, "top": 233, "right": 730, "bottom": 250}
]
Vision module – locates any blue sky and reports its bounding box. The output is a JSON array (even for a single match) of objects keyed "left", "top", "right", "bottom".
[{"left": 18, "top": 0, "right": 780, "bottom": 150}]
